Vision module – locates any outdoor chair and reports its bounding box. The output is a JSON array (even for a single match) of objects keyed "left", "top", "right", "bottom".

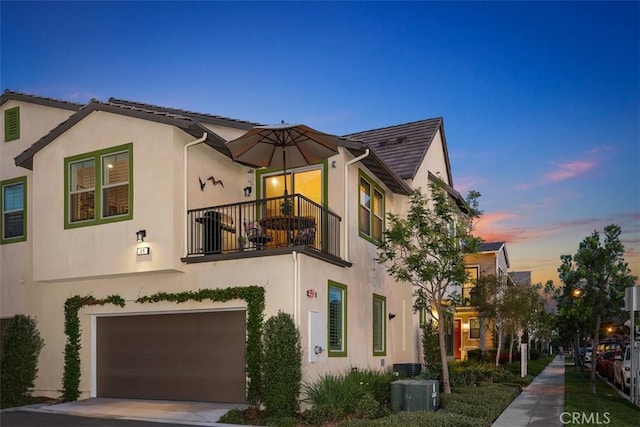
[
  {"left": 292, "top": 226, "right": 316, "bottom": 246},
  {"left": 244, "top": 220, "right": 272, "bottom": 250}
]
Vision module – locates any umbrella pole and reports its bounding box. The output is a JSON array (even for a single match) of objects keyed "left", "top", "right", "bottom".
[{"left": 282, "top": 149, "right": 288, "bottom": 196}]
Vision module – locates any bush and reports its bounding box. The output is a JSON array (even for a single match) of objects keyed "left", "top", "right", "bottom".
[
  {"left": 421, "top": 322, "right": 442, "bottom": 374},
  {"left": 0, "top": 315, "right": 45, "bottom": 407},
  {"left": 466, "top": 348, "right": 484, "bottom": 362},
  {"left": 303, "top": 368, "right": 394, "bottom": 422},
  {"left": 217, "top": 408, "right": 246, "bottom": 424},
  {"left": 262, "top": 311, "right": 302, "bottom": 418}
]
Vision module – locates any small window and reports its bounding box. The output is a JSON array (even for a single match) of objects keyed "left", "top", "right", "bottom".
[
  {"left": 372, "top": 294, "right": 386, "bottom": 356},
  {"left": 4, "top": 107, "right": 20, "bottom": 142},
  {"left": 1, "top": 177, "right": 27, "bottom": 243},
  {"left": 328, "top": 281, "right": 347, "bottom": 357},
  {"left": 469, "top": 318, "right": 480, "bottom": 339},
  {"left": 358, "top": 171, "right": 385, "bottom": 243},
  {"left": 65, "top": 143, "right": 132, "bottom": 228}
]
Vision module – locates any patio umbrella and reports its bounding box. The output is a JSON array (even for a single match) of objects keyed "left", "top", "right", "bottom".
[{"left": 227, "top": 123, "right": 340, "bottom": 195}]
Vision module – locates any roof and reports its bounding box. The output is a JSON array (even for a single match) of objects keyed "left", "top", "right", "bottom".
[
  {"left": 343, "top": 117, "right": 453, "bottom": 184},
  {"left": 1, "top": 90, "right": 83, "bottom": 111},
  {"left": 509, "top": 271, "right": 532, "bottom": 286},
  {"left": 15, "top": 99, "right": 231, "bottom": 170},
  {"left": 108, "top": 98, "right": 260, "bottom": 130},
  {"left": 478, "top": 241, "right": 510, "bottom": 268}
]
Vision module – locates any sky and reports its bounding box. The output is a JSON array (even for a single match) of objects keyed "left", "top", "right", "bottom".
[{"left": 2, "top": 1, "right": 639, "bottom": 287}]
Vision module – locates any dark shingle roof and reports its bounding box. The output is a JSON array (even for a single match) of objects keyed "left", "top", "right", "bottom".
[
  {"left": 479, "top": 241, "right": 505, "bottom": 252},
  {"left": 509, "top": 271, "right": 532, "bottom": 286},
  {"left": 108, "top": 98, "right": 260, "bottom": 130},
  {"left": 15, "top": 99, "right": 231, "bottom": 170},
  {"left": 344, "top": 118, "right": 451, "bottom": 183},
  {"left": 1, "top": 90, "right": 83, "bottom": 111}
]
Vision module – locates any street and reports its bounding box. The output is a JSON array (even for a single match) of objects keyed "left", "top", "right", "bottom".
[{"left": 0, "top": 411, "right": 185, "bottom": 427}]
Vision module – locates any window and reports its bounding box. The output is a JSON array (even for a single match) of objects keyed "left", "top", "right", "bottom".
[
  {"left": 469, "top": 318, "right": 480, "bottom": 339},
  {"left": 4, "top": 107, "right": 20, "bottom": 142},
  {"left": 462, "top": 266, "right": 479, "bottom": 305},
  {"left": 1, "top": 177, "right": 26, "bottom": 243},
  {"left": 328, "top": 281, "right": 347, "bottom": 357},
  {"left": 64, "top": 143, "right": 132, "bottom": 228},
  {"left": 372, "top": 294, "right": 386, "bottom": 356},
  {"left": 359, "top": 171, "right": 384, "bottom": 243}
]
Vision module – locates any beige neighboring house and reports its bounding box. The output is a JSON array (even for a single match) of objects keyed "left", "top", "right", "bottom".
[
  {"left": 1, "top": 90, "right": 466, "bottom": 404},
  {"left": 455, "top": 241, "right": 514, "bottom": 360}
]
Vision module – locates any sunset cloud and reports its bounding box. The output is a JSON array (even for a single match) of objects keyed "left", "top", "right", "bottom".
[
  {"left": 516, "top": 147, "right": 609, "bottom": 190},
  {"left": 543, "top": 160, "right": 596, "bottom": 183},
  {"left": 474, "top": 211, "right": 639, "bottom": 245}
]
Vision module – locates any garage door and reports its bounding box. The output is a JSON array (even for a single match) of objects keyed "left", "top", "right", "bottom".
[{"left": 97, "top": 310, "right": 246, "bottom": 403}]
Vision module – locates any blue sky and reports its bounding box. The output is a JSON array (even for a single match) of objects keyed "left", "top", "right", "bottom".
[{"left": 2, "top": 1, "right": 638, "bottom": 285}]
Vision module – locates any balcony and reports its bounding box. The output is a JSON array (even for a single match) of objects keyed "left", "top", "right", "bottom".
[{"left": 183, "top": 194, "right": 344, "bottom": 264}]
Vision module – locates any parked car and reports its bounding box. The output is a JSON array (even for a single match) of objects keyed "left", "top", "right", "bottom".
[
  {"left": 596, "top": 350, "right": 617, "bottom": 379},
  {"left": 613, "top": 345, "right": 631, "bottom": 392},
  {"left": 584, "top": 346, "right": 593, "bottom": 363}
]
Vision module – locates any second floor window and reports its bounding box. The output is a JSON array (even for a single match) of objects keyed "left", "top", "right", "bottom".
[
  {"left": 359, "top": 171, "right": 384, "bottom": 243},
  {"left": 1, "top": 177, "right": 26, "bottom": 243},
  {"left": 65, "top": 143, "right": 132, "bottom": 228}
]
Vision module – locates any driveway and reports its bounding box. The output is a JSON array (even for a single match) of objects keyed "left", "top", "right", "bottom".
[{"left": 0, "top": 398, "right": 248, "bottom": 427}]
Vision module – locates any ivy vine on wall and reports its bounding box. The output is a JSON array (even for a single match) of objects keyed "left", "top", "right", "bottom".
[
  {"left": 62, "top": 286, "right": 265, "bottom": 405},
  {"left": 62, "top": 295, "right": 125, "bottom": 402}
]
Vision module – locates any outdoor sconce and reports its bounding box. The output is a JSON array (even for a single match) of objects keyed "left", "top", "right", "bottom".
[
  {"left": 388, "top": 313, "right": 396, "bottom": 320},
  {"left": 136, "top": 230, "right": 146, "bottom": 242},
  {"left": 462, "top": 322, "right": 470, "bottom": 333},
  {"left": 243, "top": 186, "right": 252, "bottom": 197}
]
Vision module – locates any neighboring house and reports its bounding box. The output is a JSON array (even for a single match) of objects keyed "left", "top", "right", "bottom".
[
  {"left": 455, "top": 241, "right": 514, "bottom": 360},
  {"left": 1, "top": 90, "right": 464, "bottom": 404}
]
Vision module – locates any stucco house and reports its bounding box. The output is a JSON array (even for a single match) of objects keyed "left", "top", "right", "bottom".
[{"left": 1, "top": 89, "right": 467, "bottom": 404}]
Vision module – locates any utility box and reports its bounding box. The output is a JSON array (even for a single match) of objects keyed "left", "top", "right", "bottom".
[{"left": 391, "top": 379, "right": 439, "bottom": 412}]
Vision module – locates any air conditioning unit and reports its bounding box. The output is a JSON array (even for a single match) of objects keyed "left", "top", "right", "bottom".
[
  {"left": 391, "top": 379, "right": 439, "bottom": 412},
  {"left": 392, "top": 362, "right": 422, "bottom": 378}
]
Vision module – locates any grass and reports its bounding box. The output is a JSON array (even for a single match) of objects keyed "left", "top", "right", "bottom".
[{"left": 564, "top": 366, "right": 639, "bottom": 426}]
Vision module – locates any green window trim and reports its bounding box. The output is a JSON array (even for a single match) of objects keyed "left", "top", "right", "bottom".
[
  {"left": 1, "top": 176, "right": 27, "bottom": 244},
  {"left": 64, "top": 143, "right": 133, "bottom": 229},
  {"left": 4, "top": 107, "right": 20, "bottom": 142},
  {"left": 358, "top": 169, "right": 385, "bottom": 244},
  {"left": 372, "top": 293, "right": 386, "bottom": 356},
  {"left": 328, "top": 280, "right": 347, "bottom": 357}
]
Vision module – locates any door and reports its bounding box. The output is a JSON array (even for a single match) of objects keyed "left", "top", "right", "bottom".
[{"left": 97, "top": 311, "right": 246, "bottom": 403}]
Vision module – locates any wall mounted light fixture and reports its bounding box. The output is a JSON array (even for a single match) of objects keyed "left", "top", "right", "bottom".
[
  {"left": 462, "top": 322, "right": 470, "bottom": 333},
  {"left": 388, "top": 313, "right": 396, "bottom": 320},
  {"left": 243, "top": 186, "right": 252, "bottom": 197},
  {"left": 136, "top": 230, "right": 146, "bottom": 242}
]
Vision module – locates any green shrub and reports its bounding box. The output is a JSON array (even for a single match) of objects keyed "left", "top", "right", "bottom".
[
  {"left": 0, "top": 315, "right": 45, "bottom": 407},
  {"left": 262, "top": 311, "right": 301, "bottom": 419},
  {"left": 530, "top": 348, "right": 542, "bottom": 360},
  {"left": 217, "top": 408, "right": 246, "bottom": 424},
  {"left": 353, "top": 393, "right": 389, "bottom": 420},
  {"left": 466, "top": 348, "right": 484, "bottom": 362},
  {"left": 303, "top": 368, "right": 393, "bottom": 420},
  {"left": 303, "top": 403, "right": 345, "bottom": 425},
  {"left": 421, "top": 321, "right": 441, "bottom": 374}
]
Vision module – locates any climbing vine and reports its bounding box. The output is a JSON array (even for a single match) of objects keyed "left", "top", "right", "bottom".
[
  {"left": 62, "top": 295, "right": 125, "bottom": 401},
  {"left": 62, "top": 286, "right": 265, "bottom": 406}
]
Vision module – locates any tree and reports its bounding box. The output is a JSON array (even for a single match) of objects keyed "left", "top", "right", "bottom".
[
  {"left": 558, "top": 224, "right": 636, "bottom": 395},
  {"left": 470, "top": 274, "right": 506, "bottom": 366},
  {"left": 376, "top": 181, "right": 482, "bottom": 394}
]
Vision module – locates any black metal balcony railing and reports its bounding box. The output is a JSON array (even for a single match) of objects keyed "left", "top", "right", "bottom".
[{"left": 186, "top": 194, "right": 341, "bottom": 258}]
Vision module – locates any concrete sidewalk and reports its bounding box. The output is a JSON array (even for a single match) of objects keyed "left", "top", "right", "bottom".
[{"left": 492, "top": 355, "right": 564, "bottom": 427}]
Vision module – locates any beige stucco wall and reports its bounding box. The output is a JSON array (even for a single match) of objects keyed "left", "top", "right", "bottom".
[{"left": 1, "top": 100, "right": 76, "bottom": 318}]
